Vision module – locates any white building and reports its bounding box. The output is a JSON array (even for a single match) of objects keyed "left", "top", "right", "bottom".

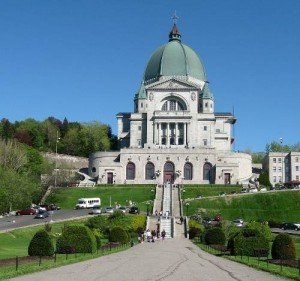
[
  {"left": 89, "top": 24, "right": 252, "bottom": 185},
  {"left": 264, "top": 152, "right": 300, "bottom": 186}
]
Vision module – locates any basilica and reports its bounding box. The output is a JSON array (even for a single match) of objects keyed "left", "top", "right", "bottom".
[{"left": 89, "top": 24, "right": 252, "bottom": 185}]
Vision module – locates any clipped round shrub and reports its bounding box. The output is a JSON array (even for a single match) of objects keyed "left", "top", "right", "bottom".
[
  {"left": 109, "top": 227, "right": 129, "bottom": 244},
  {"left": 234, "top": 228, "right": 269, "bottom": 256},
  {"left": 92, "top": 229, "right": 102, "bottom": 249},
  {"left": 204, "top": 227, "right": 226, "bottom": 245},
  {"left": 56, "top": 225, "right": 97, "bottom": 254},
  {"left": 271, "top": 233, "right": 296, "bottom": 260},
  {"left": 28, "top": 230, "right": 54, "bottom": 256}
]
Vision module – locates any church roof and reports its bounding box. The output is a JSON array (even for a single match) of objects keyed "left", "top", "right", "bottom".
[
  {"left": 143, "top": 24, "right": 206, "bottom": 83},
  {"left": 200, "top": 83, "right": 214, "bottom": 100}
]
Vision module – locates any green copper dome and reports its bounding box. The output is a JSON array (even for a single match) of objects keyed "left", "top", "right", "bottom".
[{"left": 143, "top": 24, "right": 206, "bottom": 83}]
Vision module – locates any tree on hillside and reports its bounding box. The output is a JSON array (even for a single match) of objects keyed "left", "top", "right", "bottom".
[
  {"left": 42, "top": 119, "right": 58, "bottom": 150},
  {"left": 0, "top": 118, "right": 14, "bottom": 142},
  {"left": 242, "top": 148, "right": 265, "bottom": 164},
  {"left": 258, "top": 171, "right": 271, "bottom": 187},
  {"left": 0, "top": 139, "right": 27, "bottom": 172},
  {"left": 266, "top": 141, "right": 291, "bottom": 153}
]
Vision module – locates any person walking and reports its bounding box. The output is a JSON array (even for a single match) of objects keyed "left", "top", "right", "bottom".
[{"left": 161, "top": 229, "right": 166, "bottom": 241}]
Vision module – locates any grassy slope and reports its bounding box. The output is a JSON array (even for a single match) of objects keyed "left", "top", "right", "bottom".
[
  {"left": 46, "top": 186, "right": 155, "bottom": 211},
  {"left": 185, "top": 190, "right": 300, "bottom": 221},
  {"left": 182, "top": 185, "right": 243, "bottom": 198},
  {"left": 0, "top": 220, "right": 86, "bottom": 259}
]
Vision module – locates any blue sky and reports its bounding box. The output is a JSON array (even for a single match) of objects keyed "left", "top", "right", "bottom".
[{"left": 1, "top": 0, "right": 299, "bottom": 152}]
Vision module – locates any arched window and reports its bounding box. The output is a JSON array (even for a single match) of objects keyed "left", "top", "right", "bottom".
[
  {"left": 203, "top": 163, "right": 212, "bottom": 181},
  {"left": 161, "top": 99, "right": 186, "bottom": 111},
  {"left": 126, "top": 162, "right": 135, "bottom": 180},
  {"left": 184, "top": 162, "right": 193, "bottom": 180},
  {"left": 145, "top": 162, "right": 155, "bottom": 180}
]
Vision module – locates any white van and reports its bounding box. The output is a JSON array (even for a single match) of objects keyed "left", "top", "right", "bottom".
[{"left": 75, "top": 198, "right": 101, "bottom": 209}]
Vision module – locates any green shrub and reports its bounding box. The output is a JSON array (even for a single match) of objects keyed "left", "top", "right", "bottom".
[
  {"left": 108, "top": 210, "right": 125, "bottom": 221},
  {"left": 204, "top": 227, "right": 226, "bottom": 245},
  {"left": 28, "top": 230, "right": 54, "bottom": 256},
  {"left": 92, "top": 229, "right": 102, "bottom": 249},
  {"left": 85, "top": 215, "right": 107, "bottom": 232},
  {"left": 245, "top": 221, "right": 272, "bottom": 241},
  {"left": 189, "top": 219, "right": 205, "bottom": 240},
  {"left": 233, "top": 228, "right": 269, "bottom": 256},
  {"left": 130, "top": 215, "right": 146, "bottom": 232},
  {"left": 271, "top": 233, "right": 296, "bottom": 260},
  {"left": 56, "top": 225, "right": 97, "bottom": 253},
  {"left": 109, "top": 227, "right": 129, "bottom": 244}
]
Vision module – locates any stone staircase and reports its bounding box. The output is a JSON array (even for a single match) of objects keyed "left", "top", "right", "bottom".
[{"left": 146, "top": 182, "right": 186, "bottom": 239}]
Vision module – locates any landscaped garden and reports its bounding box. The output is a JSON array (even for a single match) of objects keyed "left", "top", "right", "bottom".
[
  {"left": 0, "top": 212, "right": 146, "bottom": 279},
  {"left": 188, "top": 218, "right": 300, "bottom": 280}
]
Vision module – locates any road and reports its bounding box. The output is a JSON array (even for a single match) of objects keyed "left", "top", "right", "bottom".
[
  {"left": 11, "top": 238, "right": 286, "bottom": 281},
  {"left": 0, "top": 209, "right": 90, "bottom": 233}
]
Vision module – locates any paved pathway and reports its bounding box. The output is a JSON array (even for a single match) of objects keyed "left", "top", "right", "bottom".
[{"left": 12, "top": 238, "right": 287, "bottom": 281}]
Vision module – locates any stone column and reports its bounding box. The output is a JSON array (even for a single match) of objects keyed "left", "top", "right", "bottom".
[
  {"left": 158, "top": 123, "right": 161, "bottom": 145},
  {"left": 167, "top": 123, "right": 170, "bottom": 146}
]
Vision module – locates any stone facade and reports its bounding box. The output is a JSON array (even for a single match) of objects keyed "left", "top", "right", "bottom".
[
  {"left": 89, "top": 24, "right": 252, "bottom": 185},
  {"left": 264, "top": 152, "right": 300, "bottom": 186}
]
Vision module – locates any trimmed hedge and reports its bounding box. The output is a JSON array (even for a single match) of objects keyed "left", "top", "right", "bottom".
[
  {"left": 28, "top": 230, "right": 54, "bottom": 256},
  {"left": 56, "top": 225, "right": 97, "bottom": 254},
  {"left": 204, "top": 227, "right": 226, "bottom": 245},
  {"left": 271, "top": 233, "right": 296, "bottom": 260},
  {"left": 233, "top": 228, "right": 269, "bottom": 257},
  {"left": 109, "top": 227, "right": 130, "bottom": 244}
]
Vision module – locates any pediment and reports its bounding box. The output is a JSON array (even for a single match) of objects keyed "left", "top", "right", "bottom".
[{"left": 146, "top": 78, "right": 201, "bottom": 91}]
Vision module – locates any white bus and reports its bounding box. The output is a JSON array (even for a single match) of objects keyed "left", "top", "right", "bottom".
[{"left": 75, "top": 198, "right": 101, "bottom": 209}]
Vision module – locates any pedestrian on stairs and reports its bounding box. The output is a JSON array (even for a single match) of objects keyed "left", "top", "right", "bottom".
[{"left": 161, "top": 229, "right": 166, "bottom": 241}]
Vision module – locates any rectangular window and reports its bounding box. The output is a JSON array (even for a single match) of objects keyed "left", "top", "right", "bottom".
[
  {"left": 273, "top": 176, "right": 276, "bottom": 182},
  {"left": 278, "top": 158, "right": 282, "bottom": 163},
  {"left": 296, "top": 166, "right": 299, "bottom": 171},
  {"left": 216, "top": 128, "right": 220, "bottom": 133},
  {"left": 203, "top": 139, "right": 207, "bottom": 146},
  {"left": 296, "top": 157, "right": 299, "bottom": 162},
  {"left": 279, "top": 176, "right": 282, "bottom": 182},
  {"left": 273, "top": 158, "right": 276, "bottom": 163},
  {"left": 138, "top": 139, "right": 141, "bottom": 146},
  {"left": 273, "top": 167, "right": 276, "bottom": 172},
  {"left": 138, "top": 126, "right": 141, "bottom": 131},
  {"left": 296, "top": 175, "right": 299, "bottom": 180},
  {"left": 278, "top": 167, "right": 282, "bottom": 172},
  {"left": 204, "top": 126, "right": 207, "bottom": 131}
]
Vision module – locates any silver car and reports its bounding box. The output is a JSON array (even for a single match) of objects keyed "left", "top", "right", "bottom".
[
  {"left": 91, "top": 205, "right": 102, "bottom": 215},
  {"left": 104, "top": 206, "right": 114, "bottom": 214}
]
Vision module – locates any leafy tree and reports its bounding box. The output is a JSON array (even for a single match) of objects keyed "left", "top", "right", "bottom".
[
  {"left": 258, "top": 172, "right": 271, "bottom": 187},
  {"left": 0, "top": 118, "right": 14, "bottom": 142},
  {"left": 41, "top": 119, "right": 58, "bottom": 150},
  {"left": 266, "top": 141, "right": 291, "bottom": 153}
]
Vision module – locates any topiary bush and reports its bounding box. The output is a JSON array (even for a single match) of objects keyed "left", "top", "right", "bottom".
[
  {"left": 28, "top": 230, "right": 54, "bottom": 256},
  {"left": 204, "top": 227, "right": 226, "bottom": 245},
  {"left": 109, "top": 227, "right": 129, "bottom": 244},
  {"left": 233, "top": 228, "right": 269, "bottom": 257},
  {"left": 189, "top": 219, "right": 205, "bottom": 240},
  {"left": 92, "top": 229, "right": 102, "bottom": 249},
  {"left": 56, "top": 225, "right": 97, "bottom": 254},
  {"left": 271, "top": 233, "right": 296, "bottom": 260}
]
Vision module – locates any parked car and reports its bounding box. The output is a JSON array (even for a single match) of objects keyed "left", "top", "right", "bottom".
[
  {"left": 34, "top": 210, "right": 49, "bottom": 219},
  {"left": 33, "top": 205, "right": 47, "bottom": 212},
  {"left": 232, "top": 218, "right": 244, "bottom": 227},
  {"left": 90, "top": 205, "right": 102, "bottom": 215},
  {"left": 39, "top": 204, "right": 61, "bottom": 211},
  {"left": 104, "top": 206, "right": 114, "bottom": 214},
  {"left": 281, "top": 222, "right": 300, "bottom": 231},
  {"left": 118, "top": 206, "right": 127, "bottom": 214},
  {"left": 16, "top": 208, "right": 37, "bottom": 216},
  {"left": 128, "top": 206, "right": 140, "bottom": 214},
  {"left": 195, "top": 194, "right": 203, "bottom": 199}
]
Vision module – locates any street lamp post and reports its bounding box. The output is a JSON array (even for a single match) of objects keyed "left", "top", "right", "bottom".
[
  {"left": 146, "top": 201, "right": 150, "bottom": 216},
  {"left": 54, "top": 131, "right": 61, "bottom": 188},
  {"left": 186, "top": 202, "right": 190, "bottom": 217}
]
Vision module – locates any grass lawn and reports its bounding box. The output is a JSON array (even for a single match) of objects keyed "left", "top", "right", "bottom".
[
  {"left": 183, "top": 190, "right": 300, "bottom": 222},
  {"left": 0, "top": 219, "right": 87, "bottom": 260},
  {"left": 46, "top": 185, "right": 156, "bottom": 211},
  {"left": 182, "top": 185, "right": 243, "bottom": 198}
]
